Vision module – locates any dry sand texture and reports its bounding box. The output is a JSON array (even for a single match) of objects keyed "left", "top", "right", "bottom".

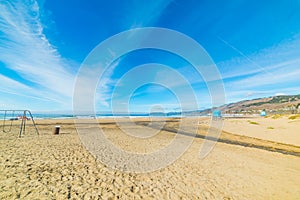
[
  {"left": 223, "top": 115, "right": 300, "bottom": 146},
  {"left": 0, "top": 117, "right": 300, "bottom": 199}
]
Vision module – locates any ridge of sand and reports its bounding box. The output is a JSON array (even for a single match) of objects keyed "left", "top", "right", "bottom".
[{"left": 139, "top": 122, "right": 300, "bottom": 156}]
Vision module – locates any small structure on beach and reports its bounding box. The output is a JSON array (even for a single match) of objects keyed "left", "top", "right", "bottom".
[
  {"left": 260, "top": 110, "right": 267, "bottom": 117},
  {"left": 1, "top": 110, "right": 39, "bottom": 137},
  {"left": 212, "top": 110, "right": 222, "bottom": 118}
]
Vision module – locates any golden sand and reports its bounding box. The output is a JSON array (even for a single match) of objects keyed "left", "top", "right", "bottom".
[{"left": 0, "top": 117, "right": 300, "bottom": 199}]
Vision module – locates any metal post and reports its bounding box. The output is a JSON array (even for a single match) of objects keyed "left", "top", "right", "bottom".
[
  {"left": 26, "top": 110, "right": 39, "bottom": 135},
  {"left": 19, "top": 115, "right": 24, "bottom": 138},
  {"left": 22, "top": 111, "right": 26, "bottom": 137},
  {"left": 2, "top": 110, "right": 7, "bottom": 132},
  {"left": 3, "top": 110, "right": 15, "bottom": 133}
]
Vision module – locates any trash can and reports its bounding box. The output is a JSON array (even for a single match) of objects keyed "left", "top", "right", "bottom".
[{"left": 53, "top": 126, "right": 60, "bottom": 135}]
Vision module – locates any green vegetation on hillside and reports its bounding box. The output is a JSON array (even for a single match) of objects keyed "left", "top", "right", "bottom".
[{"left": 245, "top": 94, "right": 300, "bottom": 107}]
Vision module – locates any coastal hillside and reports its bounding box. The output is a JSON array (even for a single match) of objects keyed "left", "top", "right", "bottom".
[{"left": 201, "top": 94, "right": 300, "bottom": 115}]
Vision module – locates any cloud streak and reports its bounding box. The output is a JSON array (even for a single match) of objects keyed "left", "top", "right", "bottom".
[
  {"left": 124, "top": 34, "right": 300, "bottom": 108},
  {"left": 0, "top": 0, "right": 75, "bottom": 109},
  {"left": 217, "top": 35, "right": 300, "bottom": 102},
  {"left": 128, "top": 0, "right": 174, "bottom": 28},
  {"left": 218, "top": 35, "right": 300, "bottom": 80},
  {"left": 96, "top": 59, "right": 121, "bottom": 108}
]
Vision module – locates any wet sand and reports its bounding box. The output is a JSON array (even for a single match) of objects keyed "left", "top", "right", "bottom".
[{"left": 0, "top": 117, "right": 299, "bottom": 199}]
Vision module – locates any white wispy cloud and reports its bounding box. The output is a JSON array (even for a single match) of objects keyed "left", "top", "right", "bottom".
[
  {"left": 218, "top": 35, "right": 300, "bottom": 81},
  {"left": 0, "top": 0, "right": 75, "bottom": 109},
  {"left": 218, "top": 35, "right": 300, "bottom": 101},
  {"left": 128, "top": 0, "right": 174, "bottom": 28},
  {"left": 96, "top": 59, "right": 121, "bottom": 107},
  {"left": 125, "top": 34, "right": 300, "bottom": 108},
  {"left": 0, "top": 74, "right": 61, "bottom": 102},
  {"left": 72, "top": 49, "right": 121, "bottom": 113}
]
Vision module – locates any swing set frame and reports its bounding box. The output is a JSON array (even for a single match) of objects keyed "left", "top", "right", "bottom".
[{"left": 1, "top": 110, "right": 39, "bottom": 137}]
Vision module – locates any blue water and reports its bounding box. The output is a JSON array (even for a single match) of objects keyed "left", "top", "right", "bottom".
[
  {"left": 0, "top": 112, "right": 75, "bottom": 120},
  {"left": 0, "top": 112, "right": 186, "bottom": 120}
]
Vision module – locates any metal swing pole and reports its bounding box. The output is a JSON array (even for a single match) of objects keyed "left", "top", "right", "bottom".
[
  {"left": 2, "top": 110, "right": 14, "bottom": 133},
  {"left": 26, "top": 110, "right": 39, "bottom": 135},
  {"left": 19, "top": 111, "right": 25, "bottom": 138},
  {"left": 2, "top": 110, "right": 7, "bottom": 132}
]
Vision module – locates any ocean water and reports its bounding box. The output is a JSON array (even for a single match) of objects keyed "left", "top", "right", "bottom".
[
  {"left": 0, "top": 111, "right": 184, "bottom": 120},
  {"left": 0, "top": 111, "right": 74, "bottom": 120}
]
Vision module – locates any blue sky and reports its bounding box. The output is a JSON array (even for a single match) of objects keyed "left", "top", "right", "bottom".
[{"left": 0, "top": 0, "right": 300, "bottom": 113}]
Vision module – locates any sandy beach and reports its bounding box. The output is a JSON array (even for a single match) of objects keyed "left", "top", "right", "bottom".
[
  {"left": 223, "top": 115, "right": 300, "bottom": 146},
  {"left": 2, "top": 0, "right": 300, "bottom": 199},
  {"left": 0, "top": 116, "right": 300, "bottom": 199}
]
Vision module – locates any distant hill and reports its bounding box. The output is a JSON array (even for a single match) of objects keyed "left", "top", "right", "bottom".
[{"left": 198, "top": 94, "right": 300, "bottom": 115}]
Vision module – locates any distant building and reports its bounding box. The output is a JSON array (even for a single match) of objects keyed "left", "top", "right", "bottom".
[
  {"left": 212, "top": 110, "right": 222, "bottom": 118},
  {"left": 260, "top": 110, "right": 267, "bottom": 117}
]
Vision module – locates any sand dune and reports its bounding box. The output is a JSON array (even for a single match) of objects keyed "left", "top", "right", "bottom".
[{"left": 0, "top": 117, "right": 300, "bottom": 199}]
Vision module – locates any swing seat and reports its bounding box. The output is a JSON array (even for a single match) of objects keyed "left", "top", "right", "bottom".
[{"left": 9, "top": 117, "right": 19, "bottom": 121}]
